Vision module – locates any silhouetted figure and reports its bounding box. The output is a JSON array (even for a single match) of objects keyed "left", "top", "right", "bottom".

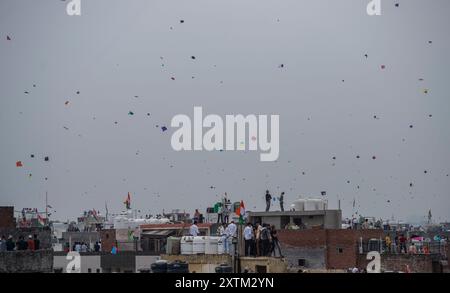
[
  {"left": 279, "top": 192, "right": 285, "bottom": 211},
  {"left": 265, "top": 190, "right": 272, "bottom": 212},
  {"left": 16, "top": 236, "right": 28, "bottom": 251},
  {"left": 260, "top": 224, "right": 271, "bottom": 256},
  {"left": 6, "top": 236, "right": 15, "bottom": 251},
  {"left": 33, "top": 234, "right": 40, "bottom": 250},
  {"left": 270, "top": 225, "right": 283, "bottom": 257}
]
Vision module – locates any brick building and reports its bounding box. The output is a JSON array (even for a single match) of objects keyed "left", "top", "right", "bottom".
[
  {"left": 277, "top": 229, "right": 384, "bottom": 270},
  {"left": 356, "top": 253, "right": 436, "bottom": 273},
  {"left": 0, "top": 206, "right": 15, "bottom": 228},
  {"left": 100, "top": 229, "right": 117, "bottom": 253}
]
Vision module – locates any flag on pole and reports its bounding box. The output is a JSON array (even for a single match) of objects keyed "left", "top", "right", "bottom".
[
  {"left": 238, "top": 200, "right": 246, "bottom": 225},
  {"left": 37, "top": 213, "right": 46, "bottom": 227},
  {"left": 124, "top": 192, "right": 131, "bottom": 209},
  {"left": 92, "top": 209, "right": 98, "bottom": 221}
]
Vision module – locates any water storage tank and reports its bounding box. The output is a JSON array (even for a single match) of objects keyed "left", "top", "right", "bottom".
[
  {"left": 316, "top": 199, "right": 327, "bottom": 210},
  {"left": 151, "top": 260, "right": 168, "bottom": 273},
  {"left": 167, "top": 261, "right": 189, "bottom": 273},
  {"left": 192, "top": 236, "right": 206, "bottom": 254},
  {"left": 205, "top": 236, "right": 220, "bottom": 254},
  {"left": 304, "top": 199, "right": 317, "bottom": 211},
  {"left": 304, "top": 199, "right": 327, "bottom": 211},
  {"left": 166, "top": 237, "right": 181, "bottom": 255},
  {"left": 180, "top": 236, "right": 194, "bottom": 255},
  {"left": 291, "top": 198, "right": 306, "bottom": 211},
  {"left": 215, "top": 264, "right": 232, "bottom": 273},
  {"left": 217, "top": 237, "right": 225, "bottom": 254}
]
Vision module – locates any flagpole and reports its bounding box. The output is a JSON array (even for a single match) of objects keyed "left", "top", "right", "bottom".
[
  {"left": 105, "top": 201, "right": 108, "bottom": 222},
  {"left": 45, "top": 191, "right": 48, "bottom": 224}
]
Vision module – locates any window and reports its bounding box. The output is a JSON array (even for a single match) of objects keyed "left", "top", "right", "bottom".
[
  {"left": 87, "top": 268, "right": 92, "bottom": 273},
  {"left": 337, "top": 248, "right": 344, "bottom": 254},
  {"left": 255, "top": 265, "right": 267, "bottom": 273},
  {"left": 308, "top": 216, "right": 314, "bottom": 219},
  {"left": 96, "top": 269, "right": 101, "bottom": 273},
  {"left": 298, "top": 259, "right": 306, "bottom": 266}
]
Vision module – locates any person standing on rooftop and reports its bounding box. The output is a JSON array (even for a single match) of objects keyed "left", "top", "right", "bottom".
[
  {"left": 265, "top": 190, "right": 272, "bottom": 212},
  {"left": 243, "top": 223, "right": 254, "bottom": 256},
  {"left": 6, "top": 236, "right": 14, "bottom": 251},
  {"left": 27, "top": 235, "right": 35, "bottom": 251},
  {"left": 190, "top": 221, "right": 200, "bottom": 236},
  {"left": 225, "top": 221, "right": 237, "bottom": 255},
  {"left": 217, "top": 204, "right": 224, "bottom": 224},
  {"left": 33, "top": 234, "right": 40, "bottom": 250},
  {"left": 223, "top": 204, "right": 230, "bottom": 224},
  {"left": 255, "top": 223, "right": 262, "bottom": 256},
  {"left": 193, "top": 209, "right": 201, "bottom": 222},
  {"left": 279, "top": 192, "right": 285, "bottom": 212},
  {"left": 0, "top": 235, "right": 6, "bottom": 252}
]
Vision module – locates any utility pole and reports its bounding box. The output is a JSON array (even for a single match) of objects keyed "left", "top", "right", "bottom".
[{"left": 45, "top": 191, "right": 48, "bottom": 223}]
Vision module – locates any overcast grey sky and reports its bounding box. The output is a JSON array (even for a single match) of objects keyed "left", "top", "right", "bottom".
[{"left": 1, "top": 0, "right": 449, "bottom": 223}]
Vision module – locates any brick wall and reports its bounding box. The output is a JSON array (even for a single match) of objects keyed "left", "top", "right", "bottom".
[
  {"left": 278, "top": 229, "right": 327, "bottom": 247},
  {"left": 326, "top": 229, "right": 384, "bottom": 269},
  {"left": 281, "top": 246, "right": 326, "bottom": 269},
  {"left": 0, "top": 207, "right": 15, "bottom": 228},
  {"left": 356, "top": 253, "right": 434, "bottom": 273},
  {"left": 277, "top": 229, "right": 384, "bottom": 270},
  {"left": 100, "top": 229, "right": 116, "bottom": 252}
]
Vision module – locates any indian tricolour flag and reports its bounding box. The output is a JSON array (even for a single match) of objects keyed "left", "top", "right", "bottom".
[
  {"left": 37, "top": 213, "right": 46, "bottom": 227},
  {"left": 237, "top": 200, "right": 246, "bottom": 225}
]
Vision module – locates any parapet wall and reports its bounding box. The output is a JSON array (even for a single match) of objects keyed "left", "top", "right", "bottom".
[
  {"left": 0, "top": 249, "right": 53, "bottom": 273},
  {"left": 357, "top": 253, "right": 435, "bottom": 273}
]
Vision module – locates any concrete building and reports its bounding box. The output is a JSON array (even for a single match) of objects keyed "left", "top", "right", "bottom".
[
  {"left": 161, "top": 254, "right": 287, "bottom": 273},
  {"left": 53, "top": 251, "right": 160, "bottom": 273},
  {"left": 61, "top": 231, "right": 101, "bottom": 251},
  {"left": 0, "top": 206, "right": 15, "bottom": 228},
  {"left": 248, "top": 209, "right": 342, "bottom": 230}
]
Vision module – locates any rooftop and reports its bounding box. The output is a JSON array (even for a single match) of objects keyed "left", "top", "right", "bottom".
[{"left": 249, "top": 209, "right": 341, "bottom": 217}]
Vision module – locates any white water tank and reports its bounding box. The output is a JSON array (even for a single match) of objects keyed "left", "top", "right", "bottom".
[
  {"left": 291, "top": 198, "right": 306, "bottom": 211},
  {"left": 304, "top": 199, "right": 327, "bottom": 211},
  {"left": 304, "top": 199, "right": 317, "bottom": 211},
  {"left": 192, "top": 236, "right": 206, "bottom": 254},
  {"left": 166, "top": 236, "right": 181, "bottom": 255},
  {"left": 205, "top": 237, "right": 220, "bottom": 254},
  {"left": 217, "top": 237, "right": 225, "bottom": 254},
  {"left": 180, "top": 236, "right": 194, "bottom": 255},
  {"left": 317, "top": 199, "right": 327, "bottom": 210}
]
